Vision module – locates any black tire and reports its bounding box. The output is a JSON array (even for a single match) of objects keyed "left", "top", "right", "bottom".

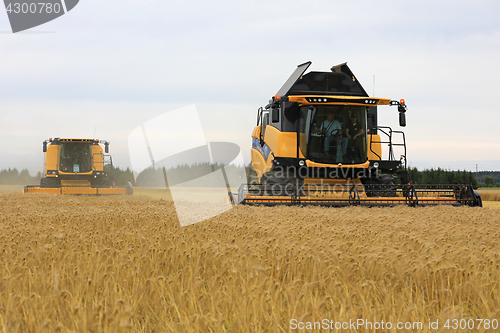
[
  {"left": 379, "top": 175, "right": 397, "bottom": 197},
  {"left": 473, "top": 190, "right": 482, "bottom": 207},
  {"left": 363, "top": 174, "right": 396, "bottom": 197},
  {"left": 92, "top": 176, "right": 112, "bottom": 188},
  {"left": 261, "top": 171, "right": 301, "bottom": 196},
  {"left": 40, "top": 177, "right": 60, "bottom": 188}
]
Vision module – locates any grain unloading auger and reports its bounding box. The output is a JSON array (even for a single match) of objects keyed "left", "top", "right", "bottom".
[
  {"left": 23, "top": 138, "right": 133, "bottom": 195},
  {"left": 231, "top": 61, "right": 482, "bottom": 207}
]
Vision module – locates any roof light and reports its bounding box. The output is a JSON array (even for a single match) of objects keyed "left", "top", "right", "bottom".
[
  {"left": 400, "top": 99, "right": 405, "bottom": 104},
  {"left": 274, "top": 94, "right": 280, "bottom": 101}
]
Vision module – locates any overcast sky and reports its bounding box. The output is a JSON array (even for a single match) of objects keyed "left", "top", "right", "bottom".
[{"left": 1, "top": 0, "right": 499, "bottom": 174}]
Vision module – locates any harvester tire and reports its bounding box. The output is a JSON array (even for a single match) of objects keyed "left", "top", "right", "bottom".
[
  {"left": 378, "top": 175, "right": 396, "bottom": 197},
  {"left": 92, "top": 176, "right": 112, "bottom": 188},
  {"left": 40, "top": 177, "right": 60, "bottom": 188},
  {"left": 261, "top": 171, "right": 301, "bottom": 196},
  {"left": 364, "top": 175, "right": 396, "bottom": 197},
  {"left": 473, "top": 190, "right": 482, "bottom": 207}
]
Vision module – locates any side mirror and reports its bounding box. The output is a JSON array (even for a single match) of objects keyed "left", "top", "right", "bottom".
[
  {"left": 398, "top": 102, "right": 407, "bottom": 127},
  {"left": 398, "top": 99, "right": 406, "bottom": 127},
  {"left": 43, "top": 141, "right": 47, "bottom": 153},
  {"left": 390, "top": 99, "right": 407, "bottom": 127},
  {"left": 105, "top": 143, "right": 109, "bottom": 154},
  {"left": 399, "top": 112, "right": 406, "bottom": 127}
]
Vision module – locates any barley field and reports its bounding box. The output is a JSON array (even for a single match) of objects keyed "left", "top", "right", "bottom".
[
  {"left": 1, "top": 191, "right": 499, "bottom": 332},
  {"left": 478, "top": 190, "right": 500, "bottom": 202}
]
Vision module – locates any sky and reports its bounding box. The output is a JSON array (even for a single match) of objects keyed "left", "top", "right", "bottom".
[{"left": 1, "top": 0, "right": 499, "bottom": 174}]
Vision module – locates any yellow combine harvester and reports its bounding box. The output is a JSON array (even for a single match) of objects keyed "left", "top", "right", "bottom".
[
  {"left": 23, "top": 138, "right": 133, "bottom": 195},
  {"left": 233, "top": 61, "right": 482, "bottom": 207}
]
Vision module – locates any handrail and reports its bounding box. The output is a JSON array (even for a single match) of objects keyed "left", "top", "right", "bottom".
[
  {"left": 369, "top": 126, "right": 407, "bottom": 168},
  {"left": 91, "top": 152, "right": 113, "bottom": 171}
]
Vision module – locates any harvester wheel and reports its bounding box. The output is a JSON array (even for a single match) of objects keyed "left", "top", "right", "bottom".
[
  {"left": 40, "top": 177, "right": 60, "bottom": 188},
  {"left": 261, "top": 171, "right": 301, "bottom": 196},
  {"left": 364, "top": 175, "right": 396, "bottom": 197},
  {"left": 473, "top": 190, "right": 482, "bottom": 207},
  {"left": 377, "top": 175, "right": 397, "bottom": 197},
  {"left": 92, "top": 176, "right": 112, "bottom": 188}
]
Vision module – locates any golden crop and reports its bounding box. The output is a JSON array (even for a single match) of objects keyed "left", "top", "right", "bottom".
[
  {"left": 0, "top": 193, "right": 499, "bottom": 332},
  {"left": 478, "top": 190, "right": 500, "bottom": 202}
]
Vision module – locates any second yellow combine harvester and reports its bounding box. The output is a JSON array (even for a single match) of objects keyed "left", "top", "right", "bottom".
[
  {"left": 23, "top": 138, "right": 133, "bottom": 195},
  {"left": 235, "top": 61, "right": 482, "bottom": 207}
]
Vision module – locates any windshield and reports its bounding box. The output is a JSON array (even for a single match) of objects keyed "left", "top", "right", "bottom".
[
  {"left": 299, "top": 105, "right": 367, "bottom": 164},
  {"left": 59, "top": 142, "right": 92, "bottom": 173}
]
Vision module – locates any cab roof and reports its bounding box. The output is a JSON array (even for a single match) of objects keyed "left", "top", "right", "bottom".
[{"left": 276, "top": 61, "right": 369, "bottom": 98}]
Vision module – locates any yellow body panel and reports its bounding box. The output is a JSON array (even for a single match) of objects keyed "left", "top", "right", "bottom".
[
  {"left": 367, "top": 134, "right": 382, "bottom": 161},
  {"left": 62, "top": 187, "right": 97, "bottom": 195},
  {"left": 45, "top": 144, "right": 59, "bottom": 172},
  {"left": 264, "top": 126, "right": 298, "bottom": 158},
  {"left": 24, "top": 186, "right": 127, "bottom": 195},
  {"left": 91, "top": 145, "right": 104, "bottom": 172},
  {"left": 23, "top": 187, "right": 60, "bottom": 194},
  {"left": 60, "top": 180, "right": 91, "bottom": 187},
  {"left": 251, "top": 126, "right": 261, "bottom": 139},
  {"left": 251, "top": 147, "right": 269, "bottom": 181}
]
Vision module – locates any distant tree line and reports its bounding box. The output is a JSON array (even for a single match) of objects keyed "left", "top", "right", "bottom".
[
  {"left": 481, "top": 175, "right": 499, "bottom": 188},
  {"left": 0, "top": 168, "right": 41, "bottom": 185},
  {"left": 407, "top": 167, "right": 479, "bottom": 188},
  {"left": 103, "top": 165, "right": 136, "bottom": 186},
  {"left": 135, "top": 163, "right": 246, "bottom": 188},
  {"left": 0, "top": 167, "right": 135, "bottom": 186},
  {"left": 0, "top": 165, "right": 495, "bottom": 189},
  {"left": 475, "top": 171, "right": 500, "bottom": 187}
]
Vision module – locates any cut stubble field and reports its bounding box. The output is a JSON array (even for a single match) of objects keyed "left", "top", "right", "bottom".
[{"left": 0, "top": 191, "right": 499, "bottom": 332}]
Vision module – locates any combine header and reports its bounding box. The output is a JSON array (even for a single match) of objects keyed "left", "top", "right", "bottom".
[
  {"left": 23, "top": 138, "right": 133, "bottom": 195},
  {"left": 232, "top": 61, "right": 481, "bottom": 207}
]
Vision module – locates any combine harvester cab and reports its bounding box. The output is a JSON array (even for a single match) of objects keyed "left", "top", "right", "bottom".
[
  {"left": 233, "top": 61, "right": 482, "bottom": 207},
  {"left": 23, "top": 138, "right": 133, "bottom": 195}
]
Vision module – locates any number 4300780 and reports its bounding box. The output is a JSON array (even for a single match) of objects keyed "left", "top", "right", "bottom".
[
  {"left": 5, "top": 3, "right": 62, "bottom": 14},
  {"left": 444, "top": 319, "right": 498, "bottom": 330}
]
